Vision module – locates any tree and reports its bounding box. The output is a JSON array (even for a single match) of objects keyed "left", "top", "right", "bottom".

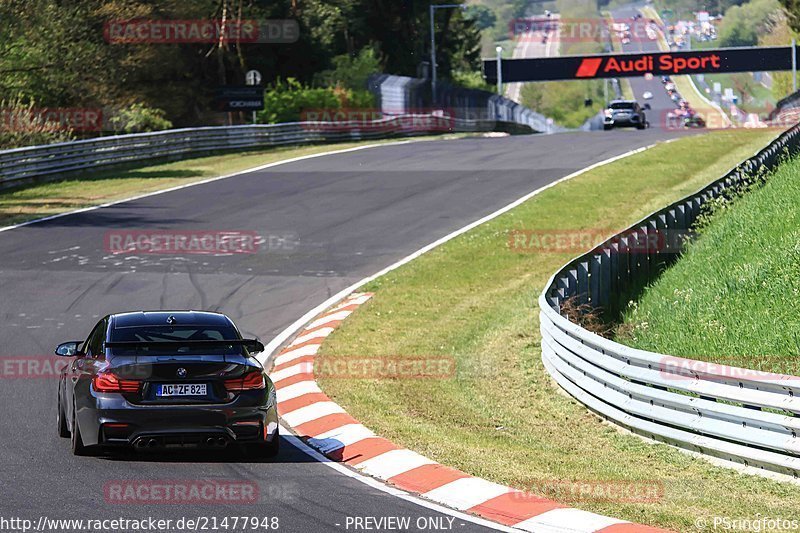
[
  {"left": 717, "top": 0, "right": 781, "bottom": 47},
  {"left": 465, "top": 4, "right": 497, "bottom": 30},
  {"left": 0, "top": 0, "right": 484, "bottom": 129}
]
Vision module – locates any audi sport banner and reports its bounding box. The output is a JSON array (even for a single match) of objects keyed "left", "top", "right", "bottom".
[
  {"left": 214, "top": 86, "right": 264, "bottom": 112},
  {"left": 483, "top": 47, "right": 793, "bottom": 82}
]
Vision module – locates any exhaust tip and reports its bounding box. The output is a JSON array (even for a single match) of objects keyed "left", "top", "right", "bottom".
[
  {"left": 216, "top": 437, "right": 227, "bottom": 447},
  {"left": 147, "top": 438, "right": 158, "bottom": 448},
  {"left": 205, "top": 437, "right": 216, "bottom": 447}
]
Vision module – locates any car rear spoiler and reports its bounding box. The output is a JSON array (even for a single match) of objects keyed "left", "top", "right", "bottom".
[{"left": 105, "top": 339, "right": 265, "bottom": 353}]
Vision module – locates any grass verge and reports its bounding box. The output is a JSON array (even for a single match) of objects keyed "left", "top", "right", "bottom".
[
  {"left": 0, "top": 135, "right": 465, "bottom": 227},
  {"left": 618, "top": 153, "right": 800, "bottom": 374},
  {"left": 316, "top": 129, "right": 798, "bottom": 531}
]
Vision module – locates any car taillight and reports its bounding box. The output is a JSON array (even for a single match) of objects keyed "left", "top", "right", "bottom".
[
  {"left": 93, "top": 372, "right": 141, "bottom": 393},
  {"left": 224, "top": 371, "right": 265, "bottom": 392}
]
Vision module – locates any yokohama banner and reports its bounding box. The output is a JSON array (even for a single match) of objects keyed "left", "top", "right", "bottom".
[{"left": 483, "top": 46, "right": 793, "bottom": 82}]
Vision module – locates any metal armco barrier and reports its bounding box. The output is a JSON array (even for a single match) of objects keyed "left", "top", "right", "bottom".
[
  {"left": 540, "top": 123, "right": 800, "bottom": 477},
  {"left": 367, "top": 74, "right": 557, "bottom": 133},
  {"left": 0, "top": 115, "right": 535, "bottom": 189}
]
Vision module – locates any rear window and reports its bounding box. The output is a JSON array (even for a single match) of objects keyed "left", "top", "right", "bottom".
[
  {"left": 109, "top": 325, "right": 242, "bottom": 355},
  {"left": 610, "top": 102, "right": 636, "bottom": 109}
]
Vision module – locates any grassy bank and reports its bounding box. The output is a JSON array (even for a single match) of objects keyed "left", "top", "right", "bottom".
[
  {"left": 0, "top": 135, "right": 464, "bottom": 227},
  {"left": 699, "top": 72, "right": 775, "bottom": 115},
  {"left": 316, "top": 129, "right": 799, "bottom": 531},
  {"left": 619, "top": 153, "right": 800, "bottom": 374}
]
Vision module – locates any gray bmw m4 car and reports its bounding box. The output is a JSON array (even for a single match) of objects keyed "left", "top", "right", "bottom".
[{"left": 55, "top": 311, "right": 279, "bottom": 457}]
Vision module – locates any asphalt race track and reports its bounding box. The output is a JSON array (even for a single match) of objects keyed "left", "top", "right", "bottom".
[
  {"left": 0, "top": 130, "right": 681, "bottom": 532},
  {"left": 614, "top": 5, "right": 680, "bottom": 131}
]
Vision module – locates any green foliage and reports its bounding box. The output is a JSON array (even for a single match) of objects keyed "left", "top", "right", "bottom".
[
  {"left": 108, "top": 104, "right": 172, "bottom": 134},
  {"left": 655, "top": 0, "right": 748, "bottom": 19},
  {"left": 521, "top": 79, "right": 605, "bottom": 127},
  {"left": 0, "top": 98, "right": 74, "bottom": 149},
  {"left": 512, "top": 0, "right": 535, "bottom": 17},
  {"left": 619, "top": 153, "right": 800, "bottom": 373},
  {"left": 716, "top": 0, "right": 782, "bottom": 47},
  {"left": 0, "top": 0, "right": 482, "bottom": 131},
  {"left": 465, "top": 5, "right": 498, "bottom": 30},
  {"left": 450, "top": 69, "right": 495, "bottom": 91},
  {"left": 758, "top": 10, "right": 799, "bottom": 101},
  {"left": 783, "top": 0, "right": 800, "bottom": 30},
  {"left": 314, "top": 47, "right": 382, "bottom": 91},
  {"left": 556, "top": 0, "right": 605, "bottom": 55},
  {"left": 258, "top": 78, "right": 375, "bottom": 124}
]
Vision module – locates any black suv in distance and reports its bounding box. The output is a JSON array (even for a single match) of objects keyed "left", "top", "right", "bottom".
[
  {"left": 55, "top": 311, "right": 279, "bottom": 457},
  {"left": 603, "top": 100, "right": 647, "bottom": 130}
]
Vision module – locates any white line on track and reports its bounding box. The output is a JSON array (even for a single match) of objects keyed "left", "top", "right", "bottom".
[
  {"left": 0, "top": 132, "right": 657, "bottom": 529},
  {"left": 0, "top": 139, "right": 427, "bottom": 234},
  {"left": 280, "top": 427, "right": 520, "bottom": 532},
  {"left": 258, "top": 143, "right": 655, "bottom": 529}
]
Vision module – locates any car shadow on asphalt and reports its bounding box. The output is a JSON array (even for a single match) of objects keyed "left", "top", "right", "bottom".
[{"left": 97, "top": 436, "right": 317, "bottom": 464}]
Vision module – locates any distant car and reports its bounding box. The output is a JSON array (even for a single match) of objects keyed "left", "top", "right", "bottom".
[
  {"left": 55, "top": 311, "right": 279, "bottom": 457},
  {"left": 684, "top": 115, "right": 706, "bottom": 128},
  {"left": 603, "top": 100, "right": 647, "bottom": 130},
  {"left": 643, "top": 91, "right": 653, "bottom": 99}
]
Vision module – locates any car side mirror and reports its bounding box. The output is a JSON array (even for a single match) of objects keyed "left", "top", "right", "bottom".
[
  {"left": 55, "top": 341, "right": 83, "bottom": 357},
  {"left": 243, "top": 338, "right": 265, "bottom": 354}
]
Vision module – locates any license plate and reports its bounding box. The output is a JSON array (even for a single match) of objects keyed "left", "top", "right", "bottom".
[{"left": 157, "top": 383, "right": 207, "bottom": 397}]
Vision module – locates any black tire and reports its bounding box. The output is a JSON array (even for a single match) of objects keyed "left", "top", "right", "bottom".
[
  {"left": 603, "top": 125, "right": 612, "bottom": 131},
  {"left": 57, "top": 393, "right": 70, "bottom": 438},
  {"left": 247, "top": 429, "right": 280, "bottom": 459},
  {"left": 70, "top": 403, "right": 92, "bottom": 456},
  {"left": 636, "top": 122, "right": 646, "bottom": 130}
]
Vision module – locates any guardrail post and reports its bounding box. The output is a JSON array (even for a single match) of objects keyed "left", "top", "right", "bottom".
[
  {"left": 599, "top": 248, "right": 612, "bottom": 309},
  {"left": 567, "top": 267, "right": 578, "bottom": 298},
  {"left": 675, "top": 204, "right": 687, "bottom": 230},
  {"left": 590, "top": 254, "right": 602, "bottom": 307},
  {"left": 577, "top": 261, "right": 590, "bottom": 306},
  {"left": 617, "top": 235, "right": 630, "bottom": 294},
  {"left": 608, "top": 241, "right": 619, "bottom": 302},
  {"left": 556, "top": 276, "right": 570, "bottom": 300}
]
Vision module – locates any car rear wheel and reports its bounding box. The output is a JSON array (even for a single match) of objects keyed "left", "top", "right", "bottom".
[
  {"left": 70, "top": 403, "right": 92, "bottom": 456},
  {"left": 247, "top": 429, "right": 280, "bottom": 459},
  {"left": 57, "top": 395, "right": 69, "bottom": 438}
]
